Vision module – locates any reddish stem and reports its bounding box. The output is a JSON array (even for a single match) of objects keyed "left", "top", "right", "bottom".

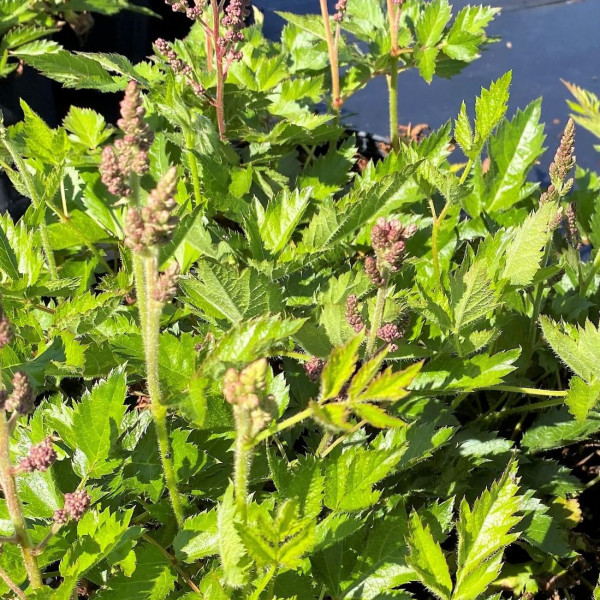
[{"left": 211, "top": 0, "right": 227, "bottom": 140}]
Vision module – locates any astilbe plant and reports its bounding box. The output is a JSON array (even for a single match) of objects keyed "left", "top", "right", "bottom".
[{"left": 2, "top": 1, "right": 600, "bottom": 598}]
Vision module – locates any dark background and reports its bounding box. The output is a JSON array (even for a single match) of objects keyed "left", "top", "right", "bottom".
[{"left": 1, "top": 0, "right": 599, "bottom": 213}]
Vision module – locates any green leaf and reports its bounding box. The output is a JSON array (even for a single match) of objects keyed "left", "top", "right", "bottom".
[
  {"left": 357, "top": 362, "right": 423, "bottom": 403},
  {"left": 352, "top": 403, "right": 407, "bottom": 429},
  {"left": 450, "top": 256, "right": 498, "bottom": 332},
  {"left": 62, "top": 106, "right": 113, "bottom": 149},
  {"left": 320, "top": 333, "right": 364, "bottom": 401},
  {"left": 565, "top": 376, "right": 600, "bottom": 421},
  {"left": 174, "top": 510, "right": 218, "bottom": 563},
  {"left": 70, "top": 367, "right": 127, "bottom": 478},
  {"left": 342, "top": 514, "right": 415, "bottom": 599},
  {"left": 0, "top": 223, "right": 20, "bottom": 280},
  {"left": 502, "top": 201, "right": 557, "bottom": 285},
  {"left": 522, "top": 407, "right": 600, "bottom": 452},
  {"left": 180, "top": 261, "right": 283, "bottom": 324},
  {"left": 203, "top": 315, "right": 306, "bottom": 375},
  {"left": 218, "top": 485, "right": 250, "bottom": 587},
  {"left": 406, "top": 511, "right": 452, "bottom": 600},
  {"left": 455, "top": 101, "right": 473, "bottom": 154},
  {"left": 541, "top": 316, "right": 600, "bottom": 384},
  {"left": 95, "top": 543, "right": 177, "bottom": 600},
  {"left": 411, "top": 350, "right": 519, "bottom": 392},
  {"left": 324, "top": 446, "right": 402, "bottom": 512},
  {"left": 485, "top": 99, "right": 546, "bottom": 212},
  {"left": 453, "top": 462, "right": 522, "bottom": 600},
  {"left": 61, "top": 507, "right": 133, "bottom": 580},
  {"left": 15, "top": 47, "right": 123, "bottom": 92},
  {"left": 415, "top": 0, "right": 452, "bottom": 47},
  {"left": 459, "top": 72, "right": 511, "bottom": 160},
  {"left": 254, "top": 188, "right": 311, "bottom": 254}
]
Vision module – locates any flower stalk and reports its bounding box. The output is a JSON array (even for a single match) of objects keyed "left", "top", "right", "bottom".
[
  {"left": 320, "top": 0, "right": 344, "bottom": 113},
  {"left": 101, "top": 81, "right": 185, "bottom": 527}
]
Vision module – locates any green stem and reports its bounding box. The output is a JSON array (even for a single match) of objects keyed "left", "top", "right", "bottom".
[
  {"left": 316, "top": 431, "right": 333, "bottom": 457},
  {"left": 186, "top": 148, "right": 203, "bottom": 208},
  {"left": 233, "top": 429, "right": 251, "bottom": 522},
  {"left": 250, "top": 565, "right": 277, "bottom": 600},
  {"left": 0, "top": 412, "right": 42, "bottom": 589},
  {"left": 491, "top": 385, "right": 567, "bottom": 397},
  {"left": 429, "top": 198, "right": 453, "bottom": 289},
  {"left": 39, "top": 222, "right": 58, "bottom": 280},
  {"left": 319, "top": 0, "right": 342, "bottom": 113},
  {"left": 132, "top": 252, "right": 185, "bottom": 527},
  {"left": 387, "top": 55, "right": 400, "bottom": 152},
  {"left": 528, "top": 242, "right": 553, "bottom": 353},
  {"left": 581, "top": 249, "right": 600, "bottom": 296},
  {"left": 365, "top": 285, "right": 388, "bottom": 359},
  {"left": 483, "top": 397, "right": 564, "bottom": 421},
  {"left": 211, "top": 0, "right": 227, "bottom": 140},
  {"left": 248, "top": 406, "right": 313, "bottom": 448},
  {"left": 459, "top": 158, "right": 473, "bottom": 186}
]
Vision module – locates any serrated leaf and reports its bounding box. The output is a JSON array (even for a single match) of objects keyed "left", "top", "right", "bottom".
[
  {"left": 453, "top": 463, "right": 522, "bottom": 600},
  {"left": 450, "top": 256, "right": 498, "bottom": 332},
  {"left": 218, "top": 485, "right": 250, "bottom": 587},
  {"left": 254, "top": 188, "right": 311, "bottom": 254},
  {"left": 564, "top": 376, "right": 600, "bottom": 421},
  {"left": 485, "top": 99, "right": 546, "bottom": 212},
  {"left": 70, "top": 368, "right": 127, "bottom": 478},
  {"left": 541, "top": 316, "right": 600, "bottom": 384},
  {"left": 522, "top": 407, "right": 600, "bottom": 452},
  {"left": 357, "top": 362, "right": 423, "bottom": 403},
  {"left": 311, "top": 400, "right": 352, "bottom": 432},
  {"left": 62, "top": 106, "right": 113, "bottom": 149},
  {"left": 181, "top": 261, "right": 283, "bottom": 324},
  {"left": 502, "top": 201, "right": 557, "bottom": 285},
  {"left": 324, "top": 446, "right": 402, "bottom": 512},
  {"left": 353, "top": 403, "right": 406, "bottom": 429},
  {"left": 464, "top": 72, "right": 511, "bottom": 160},
  {"left": 0, "top": 223, "right": 20, "bottom": 280},
  {"left": 455, "top": 101, "right": 473, "bottom": 154},
  {"left": 406, "top": 511, "right": 452, "bottom": 600},
  {"left": 94, "top": 542, "right": 177, "bottom": 600},
  {"left": 320, "top": 333, "right": 364, "bottom": 401}
]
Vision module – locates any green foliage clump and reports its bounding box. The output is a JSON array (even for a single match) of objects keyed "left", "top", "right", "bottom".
[{"left": 0, "top": 1, "right": 598, "bottom": 598}]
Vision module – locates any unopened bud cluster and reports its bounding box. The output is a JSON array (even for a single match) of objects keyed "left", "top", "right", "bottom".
[
  {"left": 540, "top": 119, "right": 580, "bottom": 249},
  {"left": 165, "top": 0, "right": 202, "bottom": 20},
  {"left": 19, "top": 437, "right": 56, "bottom": 473},
  {"left": 53, "top": 490, "right": 91, "bottom": 525},
  {"left": 152, "top": 263, "right": 180, "bottom": 303},
  {"left": 100, "top": 81, "right": 154, "bottom": 197},
  {"left": 0, "top": 303, "right": 12, "bottom": 349},
  {"left": 124, "top": 167, "right": 179, "bottom": 252},
  {"left": 304, "top": 356, "right": 325, "bottom": 382},
  {"left": 224, "top": 358, "right": 275, "bottom": 437},
  {"left": 365, "top": 218, "right": 416, "bottom": 287},
  {"left": 218, "top": 0, "right": 251, "bottom": 63},
  {"left": 333, "top": 0, "right": 348, "bottom": 22},
  {"left": 377, "top": 322, "right": 401, "bottom": 352},
  {"left": 0, "top": 371, "right": 35, "bottom": 415},
  {"left": 154, "top": 39, "right": 204, "bottom": 96},
  {"left": 549, "top": 118, "right": 576, "bottom": 194},
  {"left": 345, "top": 294, "right": 365, "bottom": 332}
]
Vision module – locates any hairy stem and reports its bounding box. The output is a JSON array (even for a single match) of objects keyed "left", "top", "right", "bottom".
[
  {"left": 580, "top": 249, "right": 600, "bottom": 296},
  {"left": 387, "top": 56, "right": 400, "bottom": 152},
  {"left": 186, "top": 148, "right": 203, "bottom": 208},
  {"left": 319, "top": 0, "right": 342, "bottom": 113},
  {"left": 0, "top": 412, "right": 42, "bottom": 589},
  {"left": 0, "top": 560, "right": 25, "bottom": 599},
  {"left": 365, "top": 285, "right": 388, "bottom": 359},
  {"left": 528, "top": 242, "right": 553, "bottom": 353},
  {"left": 233, "top": 429, "right": 251, "bottom": 522},
  {"left": 132, "top": 252, "right": 185, "bottom": 527},
  {"left": 248, "top": 406, "right": 313, "bottom": 447},
  {"left": 211, "top": 0, "right": 227, "bottom": 139}
]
